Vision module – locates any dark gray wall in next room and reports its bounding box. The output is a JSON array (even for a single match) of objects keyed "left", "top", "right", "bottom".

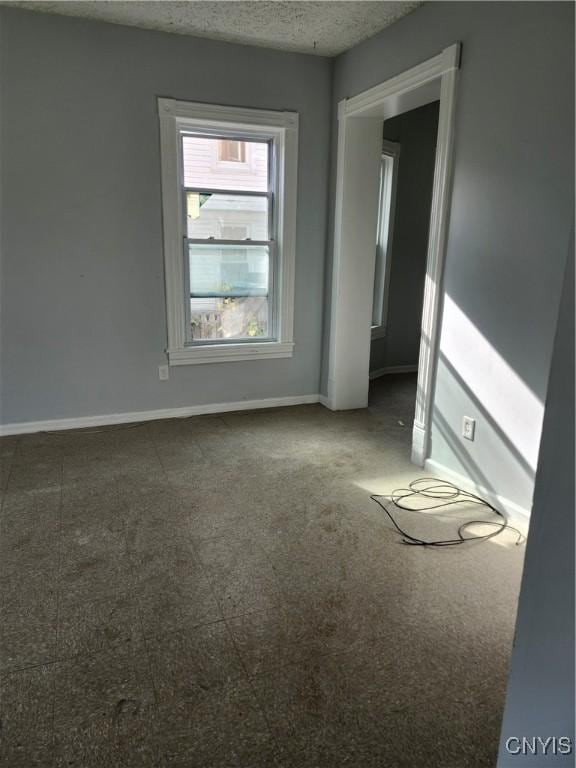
[{"left": 370, "top": 100, "right": 439, "bottom": 374}]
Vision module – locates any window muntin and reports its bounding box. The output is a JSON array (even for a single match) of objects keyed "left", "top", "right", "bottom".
[{"left": 181, "top": 132, "right": 275, "bottom": 344}]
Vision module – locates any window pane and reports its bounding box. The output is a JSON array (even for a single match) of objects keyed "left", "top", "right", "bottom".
[
  {"left": 182, "top": 135, "right": 268, "bottom": 192},
  {"left": 372, "top": 155, "right": 395, "bottom": 327},
  {"left": 188, "top": 243, "right": 270, "bottom": 342},
  {"left": 188, "top": 244, "right": 268, "bottom": 297},
  {"left": 190, "top": 296, "right": 269, "bottom": 341},
  {"left": 186, "top": 193, "right": 268, "bottom": 241}
]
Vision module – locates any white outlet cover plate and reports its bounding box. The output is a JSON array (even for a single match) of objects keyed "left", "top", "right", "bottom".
[{"left": 462, "top": 416, "right": 475, "bottom": 441}]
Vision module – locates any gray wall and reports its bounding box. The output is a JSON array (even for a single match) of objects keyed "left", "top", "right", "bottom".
[
  {"left": 1, "top": 4, "right": 574, "bottom": 520},
  {"left": 497, "top": 233, "right": 574, "bottom": 765},
  {"left": 370, "top": 101, "right": 439, "bottom": 373},
  {"left": 0, "top": 8, "right": 332, "bottom": 424},
  {"left": 326, "top": 2, "right": 574, "bottom": 512}
]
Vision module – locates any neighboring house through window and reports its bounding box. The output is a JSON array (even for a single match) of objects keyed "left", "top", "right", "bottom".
[
  {"left": 158, "top": 98, "right": 298, "bottom": 364},
  {"left": 218, "top": 139, "right": 246, "bottom": 163}
]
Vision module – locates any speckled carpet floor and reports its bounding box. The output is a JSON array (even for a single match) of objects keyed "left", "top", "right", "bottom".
[{"left": 0, "top": 374, "right": 525, "bottom": 767}]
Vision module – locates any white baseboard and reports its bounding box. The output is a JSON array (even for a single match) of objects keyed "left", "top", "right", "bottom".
[
  {"left": 0, "top": 394, "right": 322, "bottom": 436},
  {"left": 424, "top": 458, "right": 531, "bottom": 530},
  {"left": 411, "top": 422, "right": 427, "bottom": 467},
  {"left": 369, "top": 364, "right": 418, "bottom": 380}
]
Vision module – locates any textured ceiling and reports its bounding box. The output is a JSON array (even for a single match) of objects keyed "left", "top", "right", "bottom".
[{"left": 4, "top": 1, "right": 422, "bottom": 56}]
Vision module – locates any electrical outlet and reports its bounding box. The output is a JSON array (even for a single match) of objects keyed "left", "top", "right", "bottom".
[
  {"left": 462, "top": 416, "right": 475, "bottom": 441},
  {"left": 158, "top": 365, "right": 169, "bottom": 381}
]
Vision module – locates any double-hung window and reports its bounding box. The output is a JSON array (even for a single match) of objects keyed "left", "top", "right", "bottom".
[
  {"left": 372, "top": 140, "right": 400, "bottom": 339},
  {"left": 158, "top": 99, "right": 298, "bottom": 365}
]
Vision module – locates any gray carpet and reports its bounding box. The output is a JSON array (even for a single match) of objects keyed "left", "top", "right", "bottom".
[{"left": 0, "top": 375, "right": 525, "bottom": 766}]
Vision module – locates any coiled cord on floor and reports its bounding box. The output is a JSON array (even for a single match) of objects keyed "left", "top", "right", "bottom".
[{"left": 370, "top": 477, "right": 525, "bottom": 547}]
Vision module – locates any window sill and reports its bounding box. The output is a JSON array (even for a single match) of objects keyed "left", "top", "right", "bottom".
[
  {"left": 371, "top": 326, "right": 387, "bottom": 340},
  {"left": 167, "top": 341, "right": 294, "bottom": 366}
]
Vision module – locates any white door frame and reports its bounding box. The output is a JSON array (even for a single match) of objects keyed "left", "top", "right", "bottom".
[{"left": 325, "top": 43, "right": 461, "bottom": 466}]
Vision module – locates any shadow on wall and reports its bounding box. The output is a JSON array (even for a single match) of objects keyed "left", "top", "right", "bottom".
[
  {"left": 433, "top": 410, "right": 519, "bottom": 504},
  {"left": 415, "top": 333, "right": 521, "bottom": 502},
  {"left": 425, "top": 289, "right": 544, "bottom": 512},
  {"left": 436, "top": 352, "right": 537, "bottom": 483}
]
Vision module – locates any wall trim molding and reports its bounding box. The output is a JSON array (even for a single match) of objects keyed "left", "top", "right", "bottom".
[
  {"left": 326, "top": 42, "right": 461, "bottom": 471},
  {"left": 411, "top": 423, "right": 427, "bottom": 466},
  {"left": 369, "top": 364, "right": 418, "bottom": 380},
  {"left": 157, "top": 97, "right": 298, "bottom": 366},
  {"left": 342, "top": 44, "right": 460, "bottom": 119},
  {"left": 413, "top": 56, "right": 460, "bottom": 466},
  {"left": 0, "top": 394, "right": 322, "bottom": 436},
  {"left": 167, "top": 342, "right": 294, "bottom": 365},
  {"left": 424, "top": 458, "right": 531, "bottom": 530}
]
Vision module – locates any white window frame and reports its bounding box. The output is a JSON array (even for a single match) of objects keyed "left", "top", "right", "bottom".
[
  {"left": 158, "top": 98, "right": 298, "bottom": 365},
  {"left": 372, "top": 139, "right": 400, "bottom": 340}
]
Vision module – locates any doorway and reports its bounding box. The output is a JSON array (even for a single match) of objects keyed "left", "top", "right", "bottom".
[
  {"left": 368, "top": 101, "right": 441, "bottom": 436},
  {"left": 326, "top": 44, "right": 460, "bottom": 466}
]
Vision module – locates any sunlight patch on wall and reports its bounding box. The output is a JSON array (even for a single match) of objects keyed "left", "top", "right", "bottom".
[{"left": 441, "top": 295, "right": 544, "bottom": 472}]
